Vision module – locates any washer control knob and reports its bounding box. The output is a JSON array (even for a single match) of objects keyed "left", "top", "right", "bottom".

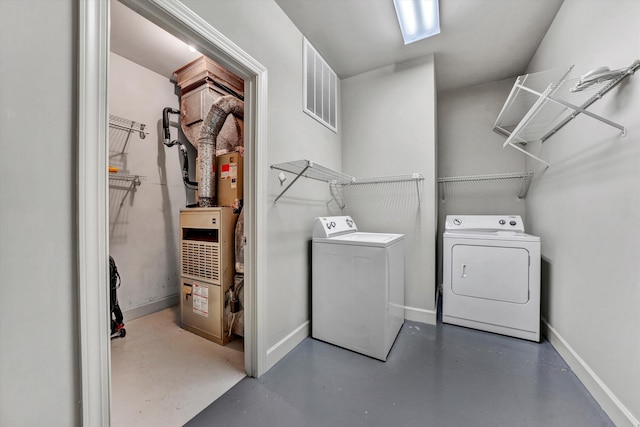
[
  {"left": 510, "top": 220, "right": 517, "bottom": 226},
  {"left": 499, "top": 219, "right": 506, "bottom": 225},
  {"left": 453, "top": 218, "right": 462, "bottom": 226}
]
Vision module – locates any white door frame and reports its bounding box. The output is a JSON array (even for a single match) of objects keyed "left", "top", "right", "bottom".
[{"left": 78, "top": 0, "right": 268, "bottom": 424}]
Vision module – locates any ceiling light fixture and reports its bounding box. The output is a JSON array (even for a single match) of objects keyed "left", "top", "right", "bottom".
[{"left": 393, "top": 0, "right": 440, "bottom": 45}]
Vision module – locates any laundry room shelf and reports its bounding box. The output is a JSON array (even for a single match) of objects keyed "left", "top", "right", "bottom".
[
  {"left": 271, "top": 159, "right": 424, "bottom": 207},
  {"left": 109, "top": 173, "right": 145, "bottom": 206},
  {"left": 109, "top": 114, "right": 148, "bottom": 153},
  {"left": 271, "top": 160, "right": 355, "bottom": 185},
  {"left": 437, "top": 172, "right": 533, "bottom": 201},
  {"left": 109, "top": 114, "right": 148, "bottom": 138},
  {"left": 493, "top": 60, "right": 640, "bottom": 168}
]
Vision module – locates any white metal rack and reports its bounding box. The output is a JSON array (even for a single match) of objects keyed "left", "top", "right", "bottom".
[
  {"left": 108, "top": 114, "right": 148, "bottom": 206},
  {"left": 109, "top": 114, "right": 148, "bottom": 153},
  {"left": 108, "top": 173, "right": 145, "bottom": 206},
  {"left": 271, "top": 159, "right": 425, "bottom": 208},
  {"left": 493, "top": 60, "right": 640, "bottom": 167},
  {"left": 109, "top": 114, "right": 148, "bottom": 138},
  {"left": 438, "top": 172, "right": 533, "bottom": 201}
]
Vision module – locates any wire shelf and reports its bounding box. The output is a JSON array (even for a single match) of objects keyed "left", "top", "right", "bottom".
[
  {"left": 109, "top": 173, "right": 145, "bottom": 206},
  {"left": 493, "top": 60, "right": 639, "bottom": 167},
  {"left": 109, "top": 173, "right": 144, "bottom": 185},
  {"left": 109, "top": 114, "right": 148, "bottom": 139},
  {"left": 270, "top": 160, "right": 424, "bottom": 207},
  {"left": 438, "top": 172, "right": 533, "bottom": 201},
  {"left": 351, "top": 173, "right": 424, "bottom": 185},
  {"left": 270, "top": 159, "right": 354, "bottom": 184}
]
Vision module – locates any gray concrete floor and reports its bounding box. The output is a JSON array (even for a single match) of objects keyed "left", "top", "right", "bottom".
[{"left": 187, "top": 321, "right": 614, "bottom": 427}]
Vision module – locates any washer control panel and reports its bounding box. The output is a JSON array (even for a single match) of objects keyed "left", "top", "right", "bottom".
[
  {"left": 312, "top": 216, "right": 358, "bottom": 238},
  {"left": 445, "top": 215, "right": 524, "bottom": 232}
]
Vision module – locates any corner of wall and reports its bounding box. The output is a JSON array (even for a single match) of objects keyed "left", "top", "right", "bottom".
[{"left": 543, "top": 319, "right": 639, "bottom": 427}]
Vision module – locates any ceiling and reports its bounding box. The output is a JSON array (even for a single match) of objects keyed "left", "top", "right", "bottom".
[
  {"left": 274, "top": 0, "right": 564, "bottom": 92},
  {"left": 111, "top": 0, "right": 564, "bottom": 93},
  {"left": 110, "top": 0, "right": 201, "bottom": 80}
]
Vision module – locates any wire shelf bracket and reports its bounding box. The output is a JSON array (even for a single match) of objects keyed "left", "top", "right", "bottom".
[{"left": 271, "top": 160, "right": 425, "bottom": 207}]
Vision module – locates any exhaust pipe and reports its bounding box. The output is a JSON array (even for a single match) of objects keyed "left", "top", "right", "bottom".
[
  {"left": 162, "top": 107, "right": 198, "bottom": 188},
  {"left": 162, "top": 107, "right": 181, "bottom": 147}
]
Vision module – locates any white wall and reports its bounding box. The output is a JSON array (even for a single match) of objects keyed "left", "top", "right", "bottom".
[
  {"left": 524, "top": 1, "right": 640, "bottom": 425},
  {"left": 0, "top": 0, "right": 343, "bottom": 422},
  {"left": 0, "top": 0, "right": 79, "bottom": 424},
  {"left": 180, "top": 0, "right": 343, "bottom": 365},
  {"left": 438, "top": 78, "right": 526, "bottom": 178},
  {"left": 436, "top": 79, "right": 527, "bottom": 283},
  {"left": 108, "top": 52, "right": 188, "bottom": 319},
  {"left": 341, "top": 56, "right": 438, "bottom": 323}
]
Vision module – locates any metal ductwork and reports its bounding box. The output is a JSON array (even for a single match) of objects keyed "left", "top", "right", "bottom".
[
  {"left": 173, "top": 56, "right": 244, "bottom": 207},
  {"left": 196, "top": 95, "right": 244, "bottom": 207}
]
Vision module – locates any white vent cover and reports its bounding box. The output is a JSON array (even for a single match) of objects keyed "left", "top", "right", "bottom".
[{"left": 303, "top": 37, "right": 337, "bottom": 132}]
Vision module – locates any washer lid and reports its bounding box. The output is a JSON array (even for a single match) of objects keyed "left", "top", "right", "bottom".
[{"left": 315, "top": 232, "right": 404, "bottom": 247}]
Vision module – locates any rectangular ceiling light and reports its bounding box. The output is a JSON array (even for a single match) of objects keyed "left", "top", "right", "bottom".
[{"left": 393, "top": 0, "right": 440, "bottom": 44}]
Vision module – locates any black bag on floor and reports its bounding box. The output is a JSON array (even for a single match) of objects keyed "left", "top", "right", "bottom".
[{"left": 110, "top": 256, "right": 126, "bottom": 338}]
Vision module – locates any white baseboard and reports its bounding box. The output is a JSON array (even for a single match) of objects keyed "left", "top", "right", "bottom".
[
  {"left": 543, "top": 318, "right": 639, "bottom": 427},
  {"left": 264, "top": 306, "right": 437, "bottom": 373},
  {"left": 404, "top": 305, "right": 437, "bottom": 325},
  {"left": 122, "top": 294, "right": 180, "bottom": 322},
  {"left": 265, "top": 321, "right": 309, "bottom": 372}
]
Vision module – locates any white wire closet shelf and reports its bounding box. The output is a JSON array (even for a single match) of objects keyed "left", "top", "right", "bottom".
[
  {"left": 271, "top": 159, "right": 425, "bottom": 207},
  {"left": 109, "top": 114, "right": 149, "bottom": 154},
  {"left": 109, "top": 114, "right": 148, "bottom": 138},
  {"left": 438, "top": 172, "right": 533, "bottom": 201},
  {"left": 109, "top": 173, "right": 145, "bottom": 206},
  {"left": 493, "top": 60, "right": 640, "bottom": 167}
]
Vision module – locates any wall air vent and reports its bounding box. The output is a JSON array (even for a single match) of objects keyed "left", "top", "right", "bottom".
[{"left": 303, "top": 37, "right": 337, "bottom": 132}]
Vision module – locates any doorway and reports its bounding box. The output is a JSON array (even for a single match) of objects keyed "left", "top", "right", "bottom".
[
  {"left": 77, "top": 0, "right": 268, "bottom": 425},
  {"left": 109, "top": 2, "right": 249, "bottom": 424}
]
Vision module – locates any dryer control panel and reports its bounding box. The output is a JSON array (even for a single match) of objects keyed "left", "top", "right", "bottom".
[
  {"left": 445, "top": 215, "right": 524, "bottom": 232},
  {"left": 312, "top": 216, "right": 358, "bottom": 238}
]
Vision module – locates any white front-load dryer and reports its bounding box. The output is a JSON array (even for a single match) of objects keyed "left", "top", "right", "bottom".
[
  {"left": 442, "top": 215, "right": 541, "bottom": 342},
  {"left": 312, "top": 216, "right": 404, "bottom": 361}
]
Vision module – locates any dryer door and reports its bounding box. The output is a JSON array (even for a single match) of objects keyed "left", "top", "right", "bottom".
[{"left": 451, "top": 244, "right": 529, "bottom": 304}]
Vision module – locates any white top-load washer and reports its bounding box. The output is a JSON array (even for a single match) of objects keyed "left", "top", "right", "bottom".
[
  {"left": 442, "top": 215, "right": 541, "bottom": 342},
  {"left": 312, "top": 216, "right": 404, "bottom": 361}
]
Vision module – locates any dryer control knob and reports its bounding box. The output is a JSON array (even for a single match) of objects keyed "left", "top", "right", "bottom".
[
  {"left": 510, "top": 220, "right": 517, "bottom": 226},
  {"left": 453, "top": 218, "right": 462, "bottom": 226},
  {"left": 499, "top": 219, "right": 506, "bottom": 225}
]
